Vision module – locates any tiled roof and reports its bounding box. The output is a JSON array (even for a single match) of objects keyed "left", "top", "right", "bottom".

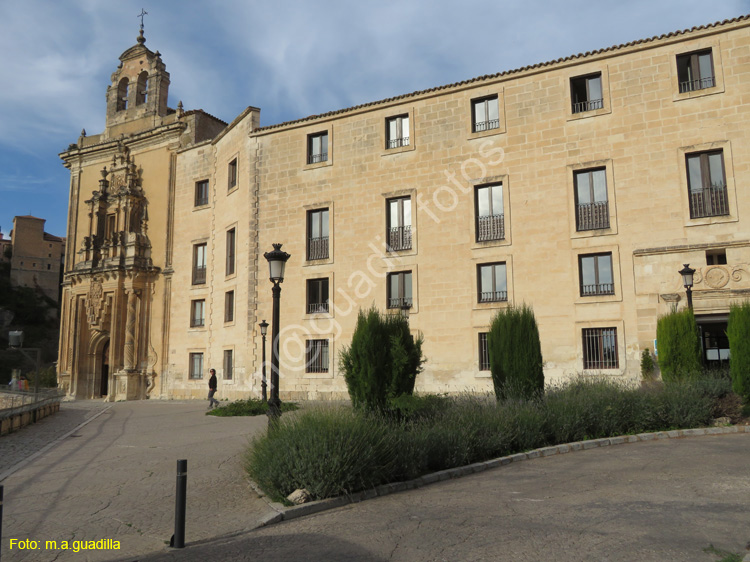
[
  {"left": 254, "top": 15, "right": 749, "bottom": 133},
  {"left": 44, "top": 232, "right": 64, "bottom": 242},
  {"left": 182, "top": 109, "right": 228, "bottom": 126}
]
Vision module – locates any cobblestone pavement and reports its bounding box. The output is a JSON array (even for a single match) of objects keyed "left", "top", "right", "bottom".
[
  {"left": 0, "top": 400, "right": 110, "bottom": 477},
  {"left": 1, "top": 400, "right": 271, "bottom": 562}
]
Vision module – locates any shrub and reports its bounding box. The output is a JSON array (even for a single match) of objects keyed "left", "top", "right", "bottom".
[
  {"left": 727, "top": 301, "right": 750, "bottom": 400},
  {"left": 207, "top": 398, "right": 298, "bottom": 417},
  {"left": 640, "top": 348, "right": 655, "bottom": 380},
  {"left": 339, "top": 306, "right": 425, "bottom": 411},
  {"left": 656, "top": 307, "right": 702, "bottom": 382},
  {"left": 488, "top": 304, "right": 544, "bottom": 400}
]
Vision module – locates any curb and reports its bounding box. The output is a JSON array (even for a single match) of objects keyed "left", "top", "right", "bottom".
[{"left": 252, "top": 424, "right": 750, "bottom": 526}]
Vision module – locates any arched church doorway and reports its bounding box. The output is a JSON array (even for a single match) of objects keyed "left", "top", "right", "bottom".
[{"left": 100, "top": 340, "right": 110, "bottom": 396}]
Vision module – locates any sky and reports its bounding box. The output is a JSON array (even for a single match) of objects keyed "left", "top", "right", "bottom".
[{"left": 0, "top": 0, "right": 748, "bottom": 239}]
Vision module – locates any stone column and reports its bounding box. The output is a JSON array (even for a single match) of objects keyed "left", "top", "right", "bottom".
[{"left": 123, "top": 289, "right": 138, "bottom": 370}]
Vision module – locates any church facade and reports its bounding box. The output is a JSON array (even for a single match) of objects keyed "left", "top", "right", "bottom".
[{"left": 58, "top": 16, "right": 750, "bottom": 400}]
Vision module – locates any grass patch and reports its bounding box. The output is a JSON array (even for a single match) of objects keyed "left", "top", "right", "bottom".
[
  {"left": 704, "top": 544, "right": 742, "bottom": 562},
  {"left": 207, "top": 398, "right": 298, "bottom": 417},
  {"left": 245, "top": 377, "right": 742, "bottom": 502}
]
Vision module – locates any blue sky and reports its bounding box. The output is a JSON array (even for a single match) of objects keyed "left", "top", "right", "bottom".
[{"left": 1, "top": 1, "right": 748, "bottom": 239}]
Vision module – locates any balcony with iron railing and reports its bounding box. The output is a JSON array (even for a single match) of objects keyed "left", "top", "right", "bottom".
[
  {"left": 689, "top": 183, "right": 729, "bottom": 219},
  {"left": 476, "top": 214, "right": 504, "bottom": 242},
  {"left": 387, "top": 296, "right": 412, "bottom": 310},
  {"left": 581, "top": 283, "right": 614, "bottom": 296},
  {"left": 572, "top": 98, "right": 603, "bottom": 114},
  {"left": 192, "top": 266, "right": 206, "bottom": 285},
  {"left": 388, "top": 225, "right": 412, "bottom": 251},
  {"left": 473, "top": 119, "right": 500, "bottom": 132},
  {"left": 576, "top": 201, "right": 609, "bottom": 231},
  {"left": 387, "top": 136, "right": 410, "bottom": 149},
  {"left": 479, "top": 290, "right": 508, "bottom": 303},
  {"left": 679, "top": 76, "right": 715, "bottom": 93},
  {"left": 307, "top": 302, "right": 329, "bottom": 314},
  {"left": 307, "top": 236, "right": 329, "bottom": 260},
  {"left": 307, "top": 151, "right": 328, "bottom": 165}
]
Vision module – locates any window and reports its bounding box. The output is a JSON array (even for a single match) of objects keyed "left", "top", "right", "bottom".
[
  {"left": 387, "top": 271, "right": 412, "bottom": 309},
  {"left": 582, "top": 328, "right": 618, "bottom": 369},
  {"left": 706, "top": 249, "right": 727, "bottom": 265},
  {"left": 190, "top": 300, "right": 205, "bottom": 327},
  {"left": 686, "top": 150, "right": 728, "bottom": 218},
  {"left": 307, "top": 209, "right": 329, "bottom": 260},
  {"left": 226, "top": 228, "right": 236, "bottom": 276},
  {"left": 105, "top": 214, "right": 116, "bottom": 240},
  {"left": 574, "top": 168, "right": 609, "bottom": 231},
  {"left": 307, "top": 278, "right": 329, "bottom": 314},
  {"left": 570, "top": 73, "right": 603, "bottom": 114},
  {"left": 386, "top": 115, "right": 410, "bottom": 148},
  {"left": 478, "top": 263, "right": 508, "bottom": 303},
  {"left": 224, "top": 290, "right": 234, "bottom": 323},
  {"left": 136, "top": 71, "right": 148, "bottom": 105},
  {"left": 195, "top": 180, "right": 209, "bottom": 206},
  {"left": 677, "top": 50, "right": 714, "bottom": 93},
  {"left": 189, "top": 352, "right": 204, "bottom": 379},
  {"left": 478, "top": 333, "right": 490, "bottom": 371},
  {"left": 475, "top": 184, "right": 504, "bottom": 242},
  {"left": 472, "top": 96, "right": 499, "bottom": 132},
  {"left": 223, "top": 350, "right": 233, "bottom": 380},
  {"left": 307, "top": 132, "right": 328, "bottom": 164},
  {"left": 117, "top": 78, "right": 129, "bottom": 111},
  {"left": 306, "top": 339, "right": 329, "bottom": 373},
  {"left": 387, "top": 197, "right": 412, "bottom": 251},
  {"left": 192, "top": 243, "right": 207, "bottom": 285},
  {"left": 228, "top": 158, "right": 237, "bottom": 190},
  {"left": 579, "top": 253, "right": 614, "bottom": 296}
]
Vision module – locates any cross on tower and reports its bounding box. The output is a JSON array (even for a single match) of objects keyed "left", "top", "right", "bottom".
[{"left": 137, "top": 9, "right": 148, "bottom": 31}]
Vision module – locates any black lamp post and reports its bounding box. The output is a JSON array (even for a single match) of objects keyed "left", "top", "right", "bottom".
[
  {"left": 679, "top": 263, "right": 696, "bottom": 311},
  {"left": 259, "top": 319, "right": 269, "bottom": 402},
  {"left": 263, "top": 243, "right": 291, "bottom": 427}
]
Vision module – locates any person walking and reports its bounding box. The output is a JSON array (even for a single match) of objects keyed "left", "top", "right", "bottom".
[{"left": 207, "top": 368, "right": 220, "bottom": 409}]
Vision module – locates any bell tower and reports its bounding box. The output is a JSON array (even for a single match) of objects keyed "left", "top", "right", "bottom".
[{"left": 104, "top": 28, "right": 171, "bottom": 134}]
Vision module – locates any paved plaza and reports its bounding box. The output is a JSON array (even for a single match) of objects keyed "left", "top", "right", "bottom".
[{"left": 0, "top": 400, "right": 749, "bottom": 561}]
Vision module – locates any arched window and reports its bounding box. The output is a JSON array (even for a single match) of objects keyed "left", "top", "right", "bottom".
[
  {"left": 117, "top": 78, "right": 129, "bottom": 110},
  {"left": 136, "top": 71, "right": 148, "bottom": 105}
]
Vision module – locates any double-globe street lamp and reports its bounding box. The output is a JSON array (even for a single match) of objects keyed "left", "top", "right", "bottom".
[
  {"left": 679, "top": 263, "right": 696, "bottom": 311},
  {"left": 263, "top": 243, "right": 291, "bottom": 427}
]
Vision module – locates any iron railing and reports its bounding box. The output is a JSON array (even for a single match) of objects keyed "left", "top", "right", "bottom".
[
  {"left": 572, "top": 98, "right": 603, "bottom": 114},
  {"left": 307, "top": 152, "right": 328, "bottom": 165},
  {"left": 479, "top": 291, "right": 508, "bottom": 303},
  {"left": 478, "top": 333, "right": 490, "bottom": 371},
  {"left": 192, "top": 266, "right": 206, "bottom": 285},
  {"left": 582, "top": 328, "right": 618, "bottom": 370},
  {"left": 473, "top": 119, "right": 500, "bottom": 132},
  {"left": 387, "top": 136, "right": 410, "bottom": 149},
  {"left": 307, "top": 236, "right": 329, "bottom": 260},
  {"left": 679, "top": 76, "right": 715, "bottom": 93},
  {"left": 388, "top": 225, "right": 412, "bottom": 251},
  {"left": 576, "top": 201, "right": 609, "bottom": 231},
  {"left": 476, "top": 214, "right": 504, "bottom": 242},
  {"left": 388, "top": 297, "right": 412, "bottom": 310},
  {"left": 689, "top": 183, "right": 729, "bottom": 218},
  {"left": 307, "top": 302, "right": 329, "bottom": 314},
  {"left": 581, "top": 283, "right": 615, "bottom": 296},
  {"left": 305, "top": 340, "right": 329, "bottom": 373}
]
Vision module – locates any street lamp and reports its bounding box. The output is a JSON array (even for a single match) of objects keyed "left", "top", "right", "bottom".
[
  {"left": 263, "top": 243, "right": 291, "bottom": 428},
  {"left": 679, "top": 263, "right": 696, "bottom": 311},
  {"left": 259, "top": 319, "right": 269, "bottom": 402}
]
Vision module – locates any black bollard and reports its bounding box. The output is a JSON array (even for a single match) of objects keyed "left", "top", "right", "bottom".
[{"left": 171, "top": 459, "right": 187, "bottom": 548}]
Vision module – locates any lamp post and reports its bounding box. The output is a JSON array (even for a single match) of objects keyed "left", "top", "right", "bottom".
[
  {"left": 679, "top": 263, "right": 696, "bottom": 311},
  {"left": 263, "top": 243, "right": 291, "bottom": 428},
  {"left": 259, "top": 319, "right": 269, "bottom": 402}
]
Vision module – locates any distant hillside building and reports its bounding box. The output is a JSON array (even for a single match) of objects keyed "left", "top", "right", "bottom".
[
  {"left": 58, "top": 16, "right": 750, "bottom": 401},
  {"left": 6, "top": 216, "right": 65, "bottom": 303}
]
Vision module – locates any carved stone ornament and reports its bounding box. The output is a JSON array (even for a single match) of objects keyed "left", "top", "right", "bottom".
[
  {"left": 86, "top": 279, "right": 104, "bottom": 327},
  {"left": 704, "top": 266, "right": 730, "bottom": 289}
]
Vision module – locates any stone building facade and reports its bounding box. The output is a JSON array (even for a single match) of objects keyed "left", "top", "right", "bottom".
[
  {"left": 6, "top": 216, "right": 65, "bottom": 303},
  {"left": 59, "top": 16, "right": 750, "bottom": 400}
]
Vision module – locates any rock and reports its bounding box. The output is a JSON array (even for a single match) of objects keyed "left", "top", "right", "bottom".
[
  {"left": 287, "top": 488, "right": 312, "bottom": 505},
  {"left": 712, "top": 417, "right": 731, "bottom": 427}
]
